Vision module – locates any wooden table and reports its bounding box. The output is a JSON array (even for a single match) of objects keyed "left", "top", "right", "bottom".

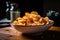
[{"left": 0, "top": 26, "right": 60, "bottom": 40}]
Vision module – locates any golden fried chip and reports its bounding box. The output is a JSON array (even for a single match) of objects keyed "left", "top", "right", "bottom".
[
  {"left": 44, "top": 17, "right": 49, "bottom": 22},
  {"left": 31, "top": 11, "right": 38, "bottom": 15},
  {"left": 13, "top": 21, "right": 19, "bottom": 24},
  {"left": 16, "top": 17, "right": 22, "bottom": 20},
  {"left": 25, "top": 12, "right": 30, "bottom": 17}
]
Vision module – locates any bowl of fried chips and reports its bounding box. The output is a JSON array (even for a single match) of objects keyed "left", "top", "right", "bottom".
[{"left": 11, "top": 11, "right": 54, "bottom": 34}]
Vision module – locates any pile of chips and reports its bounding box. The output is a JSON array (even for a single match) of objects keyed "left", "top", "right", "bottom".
[{"left": 12, "top": 11, "right": 50, "bottom": 26}]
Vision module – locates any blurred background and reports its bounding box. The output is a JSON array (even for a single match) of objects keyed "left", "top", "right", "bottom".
[{"left": 0, "top": 0, "right": 60, "bottom": 26}]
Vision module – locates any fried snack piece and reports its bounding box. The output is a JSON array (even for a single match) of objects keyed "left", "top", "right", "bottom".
[
  {"left": 13, "top": 21, "right": 19, "bottom": 24},
  {"left": 25, "top": 12, "right": 30, "bottom": 17},
  {"left": 31, "top": 11, "right": 38, "bottom": 15},
  {"left": 44, "top": 17, "right": 50, "bottom": 24},
  {"left": 16, "top": 17, "right": 22, "bottom": 21}
]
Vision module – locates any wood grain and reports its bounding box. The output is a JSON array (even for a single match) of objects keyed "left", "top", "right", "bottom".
[{"left": 0, "top": 26, "right": 60, "bottom": 40}]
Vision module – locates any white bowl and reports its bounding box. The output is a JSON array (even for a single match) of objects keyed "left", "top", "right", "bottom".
[{"left": 11, "top": 20, "right": 54, "bottom": 34}]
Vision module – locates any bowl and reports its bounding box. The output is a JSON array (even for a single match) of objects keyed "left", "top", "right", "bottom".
[{"left": 10, "top": 20, "right": 54, "bottom": 34}]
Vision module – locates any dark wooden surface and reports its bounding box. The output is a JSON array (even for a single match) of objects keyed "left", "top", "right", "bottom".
[{"left": 0, "top": 26, "right": 60, "bottom": 40}]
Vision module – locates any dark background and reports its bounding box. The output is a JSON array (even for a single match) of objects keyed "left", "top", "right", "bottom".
[
  {"left": 0, "top": 0, "right": 43, "bottom": 19},
  {"left": 0, "top": 0, "right": 60, "bottom": 18},
  {"left": 43, "top": 0, "right": 60, "bottom": 14},
  {"left": 43, "top": 0, "right": 60, "bottom": 26},
  {"left": 0, "top": 0, "right": 60, "bottom": 26},
  {"left": 43, "top": 0, "right": 60, "bottom": 10}
]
